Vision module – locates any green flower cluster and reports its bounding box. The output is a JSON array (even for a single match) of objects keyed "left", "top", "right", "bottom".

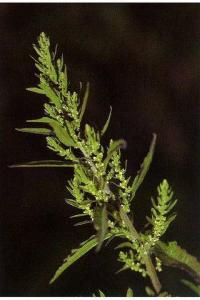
[{"left": 16, "top": 33, "right": 182, "bottom": 295}]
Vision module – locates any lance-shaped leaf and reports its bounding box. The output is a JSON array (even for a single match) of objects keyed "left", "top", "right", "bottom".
[
  {"left": 27, "top": 84, "right": 62, "bottom": 109},
  {"left": 103, "top": 139, "right": 126, "bottom": 171},
  {"left": 49, "top": 234, "right": 111, "bottom": 284},
  {"left": 9, "top": 160, "right": 74, "bottom": 168},
  {"left": 130, "top": 133, "right": 157, "bottom": 201},
  {"left": 65, "top": 198, "right": 80, "bottom": 208},
  {"left": 79, "top": 82, "right": 90, "bottom": 122},
  {"left": 154, "top": 241, "right": 200, "bottom": 284},
  {"left": 94, "top": 205, "right": 108, "bottom": 252},
  {"left": 74, "top": 220, "right": 92, "bottom": 227},
  {"left": 115, "top": 241, "right": 136, "bottom": 251},
  {"left": 101, "top": 106, "right": 112, "bottom": 136},
  {"left": 15, "top": 127, "right": 51, "bottom": 135},
  {"left": 181, "top": 279, "right": 200, "bottom": 296},
  {"left": 26, "top": 87, "right": 45, "bottom": 95},
  {"left": 27, "top": 117, "right": 75, "bottom": 147},
  {"left": 40, "top": 83, "right": 62, "bottom": 109},
  {"left": 119, "top": 206, "right": 139, "bottom": 240}
]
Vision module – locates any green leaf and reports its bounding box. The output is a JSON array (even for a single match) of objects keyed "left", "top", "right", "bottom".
[
  {"left": 74, "top": 220, "right": 92, "bottom": 226},
  {"left": 27, "top": 117, "right": 75, "bottom": 147},
  {"left": 145, "top": 286, "right": 155, "bottom": 296},
  {"left": 15, "top": 127, "right": 51, "bottom": 135},
  {"left": 92, "top": 290, "right": 106, "bottom": 297},
  {"left": 154, "top": 241, "right": 200, "bottom": 284},
  {"left": 119, "top": 206, "right": 139, "bottom": 240},
  {"left": 115, "top": 241, "right": 135, "bottom": 251},
  {"left": 80, "top": 82, "right": 90, "bottom": 122},
  {"left": 39, "top": 83, "right": 62, "bottom": 109},
  {"left": 94, "top": 205, "right": 108, "bottom": 252},
  {"left": 70, "top": 213, "right": 86, "bottom": 219},
  {"left": 126, "top": 287, "right": 134, "bottom": 297},
  {"left": 130, "top": 133, "right": 156, "bottom": 201},
  {"left": 101, "top": 106, "right": 112, "bottom": 136},
  {"left": 98, "top": 290, "right": 106, "bottom": 297},
  {"left": 65, "top": 198, "right": 80, "bottom": 208},
  {"left": 181, "top": 279, "right": 200, "bottom": 296},
  {"left": 26, "top": 87, "right": 46, "bottom": 95},
  {"left": 103, "top": 139, "right": 126, "bottom": 170},
  {"left": 49, "top": 234, "right": 111, "bottom": 284},
  {"left": 9, "top": 160, "right": 74, "bottom": 168}
]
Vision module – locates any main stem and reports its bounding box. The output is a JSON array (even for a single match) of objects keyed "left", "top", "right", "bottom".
[
  {"left": 79, "top": 140, "right": 162, "bottom": 294},
  {"left": 120, "top": 207, "right": 162, "bottom": 294}
]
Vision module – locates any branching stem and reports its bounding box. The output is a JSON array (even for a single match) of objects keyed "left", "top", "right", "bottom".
[{"left": 120, "top": 207, "right": 162, "bottom": 294}]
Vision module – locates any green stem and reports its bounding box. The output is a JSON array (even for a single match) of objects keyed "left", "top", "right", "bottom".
[
  {"left": 119, "top": 207, "right": 162, "bottom": 294},
  {"left": 143, "top": 255, "right": 162, "bottom": 294},
  {"left": 79, "top": 138, "right": 162, "bottom": 294}
]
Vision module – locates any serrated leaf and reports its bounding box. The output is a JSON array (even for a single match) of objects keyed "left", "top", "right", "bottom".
[
  {"left": 49, "top": 234, "right": 111, "bottom": 284},
  {"left": 126, "top": 287, "right": 134, "bottom": 297},
  {"left": 154, "top": 241, "right": 200, "bottom": 284},
  {"left": 181, "top": 279, "right": 200, "bottom": 296},
  {"left": 80, "top": 82, "right": 89, "bottom": 122},
  {"left": 15, "top": 127, "right": 51, "bottom": 135},
  {"left": 27, "top": 117, "right": 75, "bottom": 147},
  {"left": 9, "top": 160, "right": 74, "bottom": 168},
  {"left": 130, "top": 133, "right": 156, "bottom": 201},
  {"left": 101, "top": 106, "right": 112, "bottom": 136}
]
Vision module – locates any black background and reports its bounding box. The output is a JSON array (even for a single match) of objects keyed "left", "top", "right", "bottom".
[{"left": 0, "top": 3, "right": 199, "bottom": 296}]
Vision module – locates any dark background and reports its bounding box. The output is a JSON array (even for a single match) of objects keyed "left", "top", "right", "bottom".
[{"left": 0, "top": 3, "right": 199, "bottom": 296}]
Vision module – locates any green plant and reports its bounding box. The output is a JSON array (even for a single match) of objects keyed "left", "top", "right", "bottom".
[{"left": 11, "top": 32, "right": 200, "bottom": 296}]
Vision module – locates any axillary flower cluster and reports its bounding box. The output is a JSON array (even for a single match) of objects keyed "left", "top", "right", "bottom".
[{"left": 15, "top": 32, "right": 178, "bottom": 295}]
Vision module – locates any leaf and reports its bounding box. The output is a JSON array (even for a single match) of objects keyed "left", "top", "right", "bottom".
[
  {"left": 27, "top": 117, "right": 75, "bottom": 147},
  {"left": 39, "top": 83, "right": 62, "bottom": 109},
  {"left": 154, "top": 241, "right": 200, "bottom": 284},
  {"left": 103, "top": 139, "right": 126, "bottom": 171},
  {"left": 80, "top": 82, "right": 89, "bottom": 122},
  {"left": 98, "top": 290, "right": 106, "bottom": 297},
  {"left": 119, "top": 206, "right": 139, "bottom": 240},
  {"left": 49, "top": 234, "right": 111, "bottom": 284},
  {"left": 181, "top": 279, "right": 200, "bottom": 296},
  {"left": 74, "top": 220, "right": 92, "bottom": 226},
  {"left": 130, "top": 133, "right": 157, "bottom": 201},
  {"left": 27, "top": 116, "right": 51, "bottom": 123},
  {"left": 92, "top": 290, "right": 106, "bottom": 297},
  {"left": 101, "top": 106, "right": 112, "bottom": 136},
  {"left": 145, "top": 286, "right": 155, "bottom": 296},
  {"left": 26, "top": 87, "right": 46, "bottom": 94},
  {"left": 65, "top": 198, "right": 80, "bottom": 208},
  {"left": 94, "top": 205, "right": 108, "bottom": 252},
  {"left": 126, "top": 287, "right": 134, "bottom": 297},
  {"left": 15, "top": 127, "right": 51, "bottom": 135},
  {"left": 115, "top": 241, "right": 135, "bottom": 250},
  {"left": 9, "top": 160, "right": 74, "bottom": 168},
  {"left": 70, "top": 213, "right": 86, "bottom": 219}
]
